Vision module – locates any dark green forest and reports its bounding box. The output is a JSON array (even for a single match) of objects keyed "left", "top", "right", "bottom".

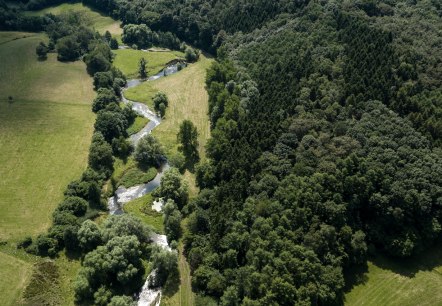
[{"left": 2, "top": 0, "right": 442, "bottom": 305}]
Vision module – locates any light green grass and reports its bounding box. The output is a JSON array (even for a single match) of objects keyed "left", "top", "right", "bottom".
[
  {"left": 25, "top": 2, "right": 122, "bottom": 36},
  {"left": 345, "top": 248, "right": 442, "bottom": 306},
  {"left": 151, "top": 54, "right": 213, "bottom": 160},
  {"left": 0, "top": 32, "right": 95, "bottom": 241},
  {"left": 0, "top": 252, "right": 32, "bottom": 306},
  {"left": 108, "top": 157, "right": 157, "bottom": 192},
  {"left": 125, "top": 81, "right": 157, "bottom": 108},
  {"left": 113, "top": 49, "right": 185, "bottom": 78},
  {"left": 124, "top": 194, "right": 164, "bottom": 233},
  {"left": 127, "top": 115, "right": 149, "bottom": 136},
  {"left": 0, "top": 31, "right": 95, "bottom": 304},
  {"left": 126, "top": 54, "right": 213, "bottom": 158}
]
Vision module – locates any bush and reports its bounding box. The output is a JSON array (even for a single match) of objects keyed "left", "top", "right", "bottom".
[
  {"left": 134, "top": 135, "right": 165, "bottom": 168},
  {"left": 56, "top": 196, "right": 88, "bottom": 217},
  {"left": 185, "top": 47, "right": 199, "bottom": 63},
  {"left": 92, "top": 88, "right": 118, "bottom": 113}
]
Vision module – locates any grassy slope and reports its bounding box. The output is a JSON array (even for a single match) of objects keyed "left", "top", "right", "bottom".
[
  {"left": 25, "top": 2, "right": 122, "bottom": 36},
  {"left": 0, "top": 253, "right": 32, "bottom": 306},
  {"left": 0, "top": 32, "right": 95, "bottom": 241},
  {"left": 0, "top": 32, "right": 95, "bottom": 305},
  {"left": 126, "top": 54, "right": 213, "bottom": 159},
  {"left": 345, "top": 248, "right": 442, "bottom": 306},
  {"left": 113, "top": 49, "right": 185, "bottom": 78}
]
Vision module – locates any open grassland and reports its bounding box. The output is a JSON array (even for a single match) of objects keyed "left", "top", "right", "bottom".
[
  {"left": 345, "top": 247, "right": 442, "bottom": 306},
  {"left": 0, "top": 252, "right": 32, "bottom": 306},
  {"left": 152, "top": 54, "right": 213, "bottom": 159},
  {"left": 0, "top": 31, "right": 36, "bottom": 45},
  {"left": 124, "top": 194, "right": 164, "bottom": 234},
  {"left": 25, "top": 2, "right": 122, "bottom": 36},
  {"left": 113, "top": 48, "right": 185, "bottom": 78},
  {"left": 0, "top": 32, "right": 95, "bottom": 241},
  {"left": 0, "top": 31, "right": 95, "bottom": 305},
  {"left": 126, "top": 54, "right": 213, "bottom": 159}
]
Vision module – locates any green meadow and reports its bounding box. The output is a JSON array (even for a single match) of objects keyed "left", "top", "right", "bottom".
[
  {"left": 345, "top": 248, "right": 442, "bottom": 306},
  {"left": 0, "top": 31, "right": 95, "bottom": 305},
  {"left": 25, "top": 2, "right": 122, "bottom": 36},
  {"left": 112, "top": 48, "right": 185, "bottom": 78}
]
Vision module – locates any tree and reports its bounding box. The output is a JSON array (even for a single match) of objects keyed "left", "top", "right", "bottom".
[
  {"left": 110, "top": 37, "right": 119, "bottom": 50},
  {"left": 104, "top": 30, "right": 112, "bottom": 42},
  {"left": 138, "top": 57, "right": 147, "bottom": 79},
  {"left": 163, "top": 199, "right": 182, "bottom": 243},
  {"left": 77, "top": 220, "right": 102, "bottom": 252},
  {"left": 134, "top": 135, "right": 164, "bottom": 168},
  {"left": 88, "top": 132, "right": 114, "bottom": 176},
  {"left": 185, "top": 47, "right": 199, "bottom": 62},
  {"left": 150, "top": 247, "right": 179, "bottom": 287},
  {"left": 94, "top": 110, "right": 128, "bottom": 143},
  {"left": 177, "top": 120, "right": 200, "bottom": 167},
  {"left": 108, "top": 296, "right": 136, "bottom": 306},
  {"left": 56, "top": 35, "right": 80, "bottom": 61},
  {"left": 92, "top": 88, "right": 118, "bottom": 113},
  {"left": 154, "top": 168, "right": 188, "bottom": 209},
  {"left": 55, "top": 196, "right": 88, "bottom": 217},
  {"left": 153, "top": 92, "right": 168, "bottom": 117},
  {"left": 101, "top": 214, "right": 151, "bottom": 244},
  {"left": 36, "top": 41, "right": 48, "bottom": 60}
]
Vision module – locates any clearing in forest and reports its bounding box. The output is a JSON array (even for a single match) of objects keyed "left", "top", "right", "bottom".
[{"left": 25, "top": 2, "right": 122, "bottom": 36}]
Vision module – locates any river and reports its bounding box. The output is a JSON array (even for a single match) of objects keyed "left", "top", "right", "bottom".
[{"left": 107, "top": 62, "right": 183, "bottom": 306}]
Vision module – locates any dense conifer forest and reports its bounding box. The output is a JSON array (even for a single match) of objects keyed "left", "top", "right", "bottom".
[{"left": 1, "top": 0, "right": 442, "bottom": 305}]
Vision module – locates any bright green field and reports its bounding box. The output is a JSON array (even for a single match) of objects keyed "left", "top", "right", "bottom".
[
  {"left": 113, "top": 48, "right": 184, "bottom": 78},
  {"left": 0, "top": 32, "right": 95, "bottom": 241},
  {"left": 345, "top": 248, "right": 442, "bottom": 306},
  {"left": 25, "top": 2, "right": 122, "bottom": 36},
  {"left": 124, "top": 194, "right": 164, "bottom": 234},
  {"left": 0, "top": 31, "right": 95, "bottom": 305}
]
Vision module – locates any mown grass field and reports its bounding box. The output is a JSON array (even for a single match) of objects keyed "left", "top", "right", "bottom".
[
  {"left": 126, "top": 54, "right": 213, "bottom": 159},
  {"left": 345, "top": 248, "right": 442, "bottom": 306},
  {"left": 25, "top": 2, "right": 122, "bottom": 36},
  {"left": 0, "top": 31, "right": 95, "bottom": 305},
  {"left": 113, "top": 48, "right": 185, "bottom": 78}
]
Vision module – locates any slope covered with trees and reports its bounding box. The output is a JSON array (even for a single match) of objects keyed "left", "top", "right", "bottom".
[{"left": 1, "top": 0, "right": 441, "bottom": 305}]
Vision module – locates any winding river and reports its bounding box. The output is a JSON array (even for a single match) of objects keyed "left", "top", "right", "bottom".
[{"left": 107, "top": 63, "right": 182, "bottom": 306}]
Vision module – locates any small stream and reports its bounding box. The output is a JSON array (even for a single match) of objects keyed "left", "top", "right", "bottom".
[{"left": 107, "top": 63, "right": 182, "bottom": 305}]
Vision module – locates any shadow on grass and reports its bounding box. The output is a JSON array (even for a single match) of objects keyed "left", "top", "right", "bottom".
[
  {"left": 162, "top": 269, "right": 180, "bottom": 299},
  {"left": 339, "top": 244, "right": 442, "bottom": 305},
  {"left": 370, "top": 244, "right": 442, "bottom": 278}
]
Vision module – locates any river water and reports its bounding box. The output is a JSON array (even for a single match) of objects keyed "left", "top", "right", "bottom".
[{"left": 107, "top": 63, "right": 182, "bottom": 305}]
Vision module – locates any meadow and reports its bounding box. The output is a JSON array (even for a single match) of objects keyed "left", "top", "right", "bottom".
[
  {"left": 112, "top": 48, "right": 185, "bottom": 78},
  {"left": 0, "top": 31, "right": 95, "bottom": 305},
  {"left": 25, "top": 2, "right": 122, "bottom": 36},
  {"left": 125, "top": 54, "right": 213, "bottom": 159},
  {"left": 345, "top": 248, "right": 442, "bottom": 306}
]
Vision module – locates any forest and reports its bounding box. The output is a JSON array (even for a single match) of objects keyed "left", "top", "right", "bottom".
[{"left": 1, "top": 0, "right": 441, "bottom": 305}]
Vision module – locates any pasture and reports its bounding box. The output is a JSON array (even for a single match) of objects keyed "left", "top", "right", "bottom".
[
  {"left": 0, "top": 31, "right": 95, "bottom": 305},
  {"left": 25, "top": 2, "right": 122, "bottom": 36},
  {"left": 113, "top": 48, "right": 185, "bottom": 78},
  {"left": 345, "top": 248, "right": 442, "bottom": 306}
]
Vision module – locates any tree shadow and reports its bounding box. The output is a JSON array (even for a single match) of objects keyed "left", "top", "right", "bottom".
[
  {"left": 162, "top": 269, "right": 180, "bottom": 298},
  {"left": 370, "top": 244, "right": 442, "bottom": 278}
]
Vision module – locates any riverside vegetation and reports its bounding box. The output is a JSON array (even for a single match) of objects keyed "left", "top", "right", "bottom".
[{"left": 1, "top": 0, "right": 442, "bottom": 306}]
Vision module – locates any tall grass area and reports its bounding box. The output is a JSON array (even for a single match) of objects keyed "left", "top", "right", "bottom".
[
  {"left": 113, "top": 48, "right": 185, "bottom": 78},
  {"left": 25, "top": 2, "right": 122, "bottom": 36},
  {"left": 0, "top": 253, "right": 32, "bottom": 306},
  {"left": 0, "top": 32, "right": 95, "bottom": 305},
  {"left": 345, "top": 248, "right": 442, "bottom": 306}
]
